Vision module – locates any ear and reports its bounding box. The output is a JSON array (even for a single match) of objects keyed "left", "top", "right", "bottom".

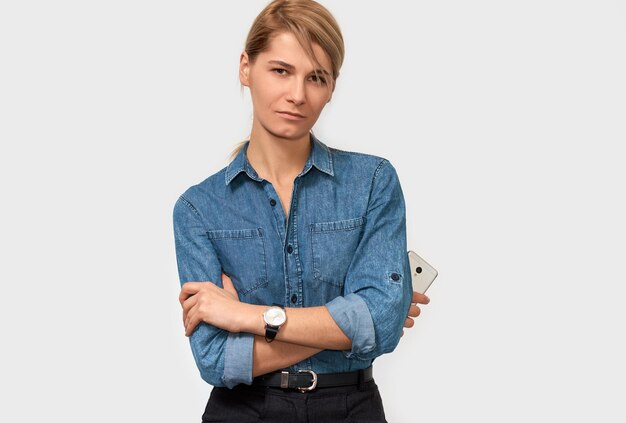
[{"left": 239, "top": 52, "right": 251, "bottom": 87}]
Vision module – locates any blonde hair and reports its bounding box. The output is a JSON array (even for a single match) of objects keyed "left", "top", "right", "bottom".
[{"left": 229, "top": 0, "right": 345, "bottom": 160}]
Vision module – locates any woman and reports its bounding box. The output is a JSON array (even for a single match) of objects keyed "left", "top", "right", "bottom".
[{"left": 173, "top": 1, "right": 430, "bottom": 421}]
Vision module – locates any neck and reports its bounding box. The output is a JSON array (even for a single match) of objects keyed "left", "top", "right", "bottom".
[{"left": 246, "top": 127, "right": 311, "bottom": 186}]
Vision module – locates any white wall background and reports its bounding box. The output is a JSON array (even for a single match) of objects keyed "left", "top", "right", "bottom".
[{"left": 1, "top": 1, "right": 625, "bottom": 422}]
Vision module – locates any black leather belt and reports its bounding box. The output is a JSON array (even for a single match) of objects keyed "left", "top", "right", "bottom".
[{"left": 251, "top": 366, "right": 373, "bottom": 393}]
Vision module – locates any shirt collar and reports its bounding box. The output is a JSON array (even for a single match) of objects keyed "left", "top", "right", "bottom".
[{"left": 224, "top": 132, "right": 334, "bottom": 186}]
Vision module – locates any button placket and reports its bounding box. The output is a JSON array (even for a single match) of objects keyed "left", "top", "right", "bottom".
[
  {"left": 263, "top": 182, "right": 286, "bottom": 245},
  {"left": 285, "top": 178, "right": 303, "bottom": 309},
  {"left": 263, "top": 177, "right": 305, "bottom": 310}
]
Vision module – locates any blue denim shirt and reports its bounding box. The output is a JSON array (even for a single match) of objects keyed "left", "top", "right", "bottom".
[{"left": 173, "top": 133, "right": 412, "bottom": 388}]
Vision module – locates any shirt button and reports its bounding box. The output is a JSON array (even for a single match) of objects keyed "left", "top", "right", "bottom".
[
  {"left": 269, "top": 199, "right": 277, "bottom": 206},
  {"left": 287, "top": 245, "right": 293, "bottom": 254},
  {"left": 291, "top": 294, "right": 298, "bottom": 304},
  {"left": 391, "top": 272, "right": 400, "bottom": 281}
]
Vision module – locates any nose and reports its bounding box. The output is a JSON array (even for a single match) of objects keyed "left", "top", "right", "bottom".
[{"left": 287, "top": 78, "right": 306, "bottom": 105}]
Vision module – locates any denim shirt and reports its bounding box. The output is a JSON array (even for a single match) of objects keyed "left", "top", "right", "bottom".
[{"left": 173, "top": 133, "right": 412, "bottom": 388}]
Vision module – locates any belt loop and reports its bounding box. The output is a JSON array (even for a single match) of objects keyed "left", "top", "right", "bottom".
[{"left": 357, "top": 368, "right": 366, "bottom": 391}]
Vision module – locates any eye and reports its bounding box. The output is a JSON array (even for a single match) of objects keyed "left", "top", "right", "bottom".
[
  {"left": 272, "top": 68, "right": 288, "bottom": 75},
  {"left": 310, "top": 74, "right": 327, "bottom": 85}
]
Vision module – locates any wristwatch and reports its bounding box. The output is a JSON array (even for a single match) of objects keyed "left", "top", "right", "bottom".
[{"left": 263, "top": 303, "right": 287, "bottom": 343}]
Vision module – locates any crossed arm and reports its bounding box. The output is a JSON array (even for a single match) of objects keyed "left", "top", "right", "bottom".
[
  {"left": 174, "top": 160, "right": 429, "bottom": 383},
  {"left": 179, "top": 273, "right": 429, "bottom": 377}
]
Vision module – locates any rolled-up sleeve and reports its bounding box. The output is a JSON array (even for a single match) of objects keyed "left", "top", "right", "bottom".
[
  {"left": 173, "top": 195, "right": 254, "bottom": 388},
  {"left": 325, "top": 159, "right": 413, "bottom": 361}
]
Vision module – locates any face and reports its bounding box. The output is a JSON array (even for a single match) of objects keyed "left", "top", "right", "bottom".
[{"left": 239, "top": 31, "right": 335, "bottom": 142}]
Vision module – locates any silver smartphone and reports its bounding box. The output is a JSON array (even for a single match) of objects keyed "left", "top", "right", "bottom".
[{"left": 408, "top": 250, "right": 438, "bottom": 294}]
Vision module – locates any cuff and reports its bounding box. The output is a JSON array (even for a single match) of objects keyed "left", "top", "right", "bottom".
[
  {"left": 222, "top": 331, "right": 254, "bottom": 388},
  {"left": 325, "top": 293, "right": 376, "bottom": 359}
]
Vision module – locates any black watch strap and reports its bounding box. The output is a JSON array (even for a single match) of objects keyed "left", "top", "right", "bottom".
[
  {"left": 265, "top": 326, "right": 279, "bottom": 342},
  {"left": 265, "top": 303, "right": 284, "bottom": 343}
]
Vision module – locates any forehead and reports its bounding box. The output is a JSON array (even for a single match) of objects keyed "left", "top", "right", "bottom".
[{"left": 259, "top": 31, "right": 331, "bottom": 71}]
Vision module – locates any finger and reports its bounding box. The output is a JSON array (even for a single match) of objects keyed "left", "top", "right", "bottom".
[
  {"left": 407, "top": 304, "right": 421, "bottom": 318},
  {"left": 179, "top": 289, "right": 192, "bottom": 305},
  {"left": 221, "top": 273, "right": 239, "bottom": 300},
  {"left": 179, "top": 282, "right": 202, "bottom": 304},
  {"left": 403, "top": 317, "right": 415, "bottom": 328},
  {"left": 180, "top": 281, "right": 219, "bottom": 304},
  {"left": 185, "top": 308, "right": 201, "bottom": 337},
  {"left": 183, "top": 304, "right": 191, "bottom": 333},
  {"left": 412, "top": 291, "right": 430, "bottom": 305},
  {"left": 181, "top": 295, "right": 199, "bottom": 323}
]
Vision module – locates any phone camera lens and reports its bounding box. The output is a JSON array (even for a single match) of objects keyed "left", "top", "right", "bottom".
[{"left": 415, "top": 267, "right": 422, "bottom": 274}]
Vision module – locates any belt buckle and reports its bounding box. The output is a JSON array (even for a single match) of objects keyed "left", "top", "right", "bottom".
[{"left": 296, "top": 369, "right": 318, "bottom": 393}]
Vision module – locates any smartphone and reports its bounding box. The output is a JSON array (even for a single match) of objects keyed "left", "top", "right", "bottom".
[{"left": 407, "top": 250, "right": 438, "bottom": 294}]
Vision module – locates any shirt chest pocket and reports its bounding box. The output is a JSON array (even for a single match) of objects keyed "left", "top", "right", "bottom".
[
  {"left": 206, "top": 228, "right": 268, "bottom": 297},
  {"left": 310, "top": 216, "right": 366, "bottom": 290}
]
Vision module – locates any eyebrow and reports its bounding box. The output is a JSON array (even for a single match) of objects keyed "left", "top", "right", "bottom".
[{"left": 267, "top": 60, "right": 331, "bottom": 76}]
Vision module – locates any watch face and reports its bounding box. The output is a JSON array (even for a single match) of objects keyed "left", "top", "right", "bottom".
[{"left": 264, "top": 307, "right": 286, "bottom": 326}]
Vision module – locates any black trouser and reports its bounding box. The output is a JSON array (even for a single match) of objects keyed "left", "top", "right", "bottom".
[{"left": 202, "top": 379, "right": 387, "bottom": 422}]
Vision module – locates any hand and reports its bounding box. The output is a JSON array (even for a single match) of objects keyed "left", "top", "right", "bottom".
[
  {"left": 400, "top": 291, "right": 430, "bottom": 337},
  {"left": 179, "top": 273, "right": 242, "bottom": 336}
]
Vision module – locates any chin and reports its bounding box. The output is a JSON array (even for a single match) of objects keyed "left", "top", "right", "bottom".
[{"left": 268, "top": 123, "right": 311, "bottom": 140}]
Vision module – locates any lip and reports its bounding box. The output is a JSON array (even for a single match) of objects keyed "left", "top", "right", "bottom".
[{"left": 277, "top": 111, "right": 306, "bottom": 120}]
